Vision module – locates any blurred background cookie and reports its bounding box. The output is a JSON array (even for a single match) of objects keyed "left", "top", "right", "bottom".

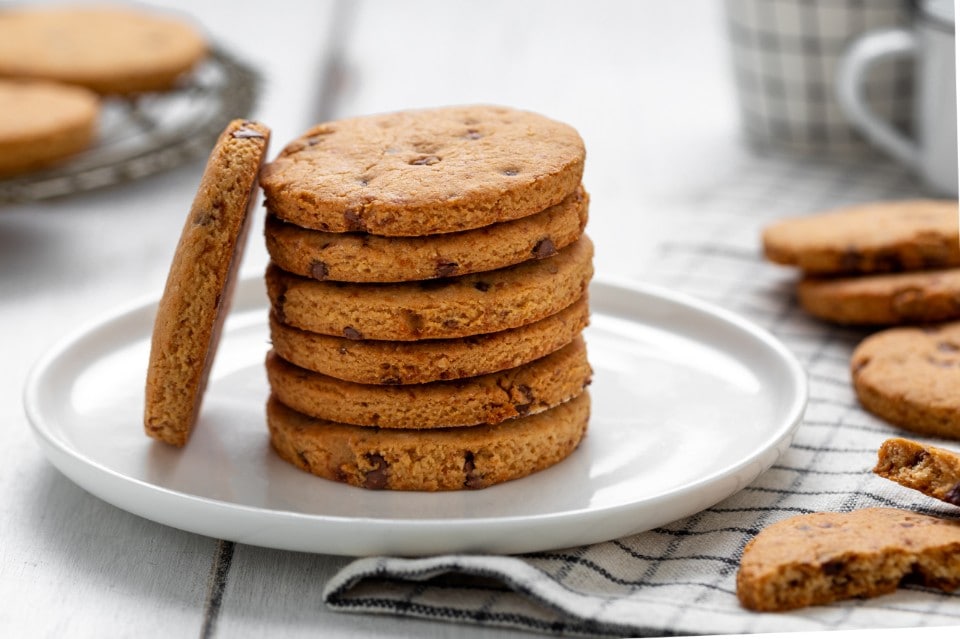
[
  {"left": 798, "top": 268, "right": 960, "bottom": 325},
  {"left": 0, "top": 79, "right": 99, "bottom": 176},
  {"left": 0, "top": 4, "right": 208, "bottom": 95},
  {"left": 763, "top": 200, "right": 960, "bottom": 275}
]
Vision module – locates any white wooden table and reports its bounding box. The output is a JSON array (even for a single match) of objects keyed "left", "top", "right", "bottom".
[{"left": 5, "top": 1, "right": 940, "bottom": 637}]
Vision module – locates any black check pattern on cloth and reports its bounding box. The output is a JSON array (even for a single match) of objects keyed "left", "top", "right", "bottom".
[
  {"left": 724, "top": 0, "right": 913, "bottom": 157},
  {"left": 324, "top": 156, "right": 960, "bottom": 637}
]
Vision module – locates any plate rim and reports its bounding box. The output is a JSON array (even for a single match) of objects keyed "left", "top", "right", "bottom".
[{"left": 23, "top": 275, "right": 808, "bottom": 554}]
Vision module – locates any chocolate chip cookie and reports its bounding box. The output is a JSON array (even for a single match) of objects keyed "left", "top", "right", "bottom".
[
  {"left": 259, "top": 104, "right": 585, "bottom": 236},
  {"left": 270, "top": 295, "right": 589, "bottom": 384},
  {"left": 266, "top": 235, "right": 593, "bottom": 341},
  {"left": 763, "top": 200, "right": 960, "bottom": 275},
  {"left": 799, "top": 268, "right": 960, "bottom": 325},
  {"left": 266, "top": 336, "right": 591, "bottom": 429},
  {"left": 264, "top": 185, "right": 588, "bottom": 282},
  {"left": 737, "top": 507, "right": 960, "bottom": 611},
  {"left": 267, "top": 391, "right": 590, "bottom": 491},
  {"left": 851, "top": 321, "right": 960, "bottom": 439},
  {"left": 145, "top": 119, "right": 270, "bottom": 446}
]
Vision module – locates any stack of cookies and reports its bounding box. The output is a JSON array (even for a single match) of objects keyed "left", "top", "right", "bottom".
[
  {"left": 762, "top": 199, "right": 960, "bottom": 326},
  {"left": 258, "top": 105, "right": 594, "bottom": 491}
]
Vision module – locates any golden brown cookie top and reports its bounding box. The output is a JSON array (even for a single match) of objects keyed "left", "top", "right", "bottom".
[
  {"left": 850, "top": 321, "right": 960, "bottom": 439},
  {"left": 144, "top": 119, "right": 270, "bottom": 447},
  {"left": 260, "top": 105, "right": 585, "bottom": 236},
  {"left": 763, "top": 200, "right": 960, "bottom": 275},
  {"left": 0, "top": 5, "right": 207, "bottom": 94}
]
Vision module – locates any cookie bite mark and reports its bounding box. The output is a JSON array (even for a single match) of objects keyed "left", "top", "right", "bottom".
[
  {"left": 736, "top": 507, "right": 960, "bottom": 611},
  {"left": 874, "top": 437, "right": 960, "bottom": 506}
]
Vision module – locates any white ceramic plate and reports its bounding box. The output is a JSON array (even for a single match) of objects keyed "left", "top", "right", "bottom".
[{"left": 24, "top": 277, "right": 806, "bottom": 557}]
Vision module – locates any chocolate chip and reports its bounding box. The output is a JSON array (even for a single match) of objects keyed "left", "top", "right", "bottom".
[
  {"left": 502, "top": 168, "right": 519, "bottom": 176},
  {"left": 362, "top": 454, "right": 388, "bottom": 490},
  {"left": 531, "top": 237, "right": 557, "bottom": 259},
  {"left": 338, "top": 346, "right": 348, "bottom": 356},
  {"left": 344, "top": 210, "right": 364, "bottom": 231},
  {"left": 513, "top": 384, "right": 534, "bottom": 415},
  {"left": 463, "top": 129, "right": 482, "bottom": 140},
  {"left": 435, "top": 261, "right": 459, "bottom": 278},
  {"left": 403, "top": 310, "right": 424, "bottom": 332},
  {"left": 822, "top": 560, "right": 844, "bottom": 576},
  {"left": 379, "top": 376, "right": 402, "bottom": 384},
  {"left": 945, "top": 482, "right": 960, "bottom": 506},
  {"left": 343, "top": 326, "right": 363, "bottom": 340},
  {"left": 463, "top": 451, "right": 484, "bottom": 489},
  {"left": 231, "top": 127, "right": 265, "bottom": 139},
  {"left": 474, "top": 281, "right": 490, "bottom": 292},
  {"left": 310, "top": 260, "right": 329, "bottom": 280},
  {"left": 410, "top": 155, "right": 441, "bottom": 165},
  {"left": 910, "top": 450, "right": 930, "bottom": 467}
]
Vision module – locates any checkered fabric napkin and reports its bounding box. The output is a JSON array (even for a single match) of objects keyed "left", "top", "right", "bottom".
[{"left": 324, "top": 157, "right": 960, "bottom": 636}]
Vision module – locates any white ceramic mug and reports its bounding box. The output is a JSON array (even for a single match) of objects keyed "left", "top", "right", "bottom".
[{"left": 837, "top": 0, "right": 957, "bottom": 195}]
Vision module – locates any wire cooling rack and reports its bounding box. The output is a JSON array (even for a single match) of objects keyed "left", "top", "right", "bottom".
[{"left": 0, "top": 46, "right": 259, "bottom": 204}]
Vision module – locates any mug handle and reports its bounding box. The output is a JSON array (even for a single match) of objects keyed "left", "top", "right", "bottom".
[{"left": 836, "top": 28, "right": 919, "bottom": 168}]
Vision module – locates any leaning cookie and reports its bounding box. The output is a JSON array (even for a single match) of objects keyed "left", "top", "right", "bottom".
[
  {"left": 267, "top": 391, "right": 590, "bottom": 491},
  {"left": 0, "top": 5, "right": 207, "bottom": 95},
  {"left": 798, "top": 268, "right": 960, "bottom": 325},
  {"left": 260, "top": 104, "right": 585, "bottom": 236},
  {"left": 763, "top": 200, "right": 960, "bottom": 275},
  {"left": 144, "top": 120, "right": 270, "bottom": 447},
  {"left": 267, "top": 235, "right": 593, "bottom": 341},
  {"left": 264, "top": 185, "right": 588, "bottom": 282},
  {"left": 875, "top": 438, "right": 960, "bottom": 506},
  {"left": 737, "top": 507, "right": 960, "bottom": 611},
  {"left": 266, "top": 336, "right": 592, "bottom": 429},
  {"left": 851, "top": 322, "right": 960, "bottom": 440},
  {"left": 0, "top": 79, "right": 99, "bottom": 177}
]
